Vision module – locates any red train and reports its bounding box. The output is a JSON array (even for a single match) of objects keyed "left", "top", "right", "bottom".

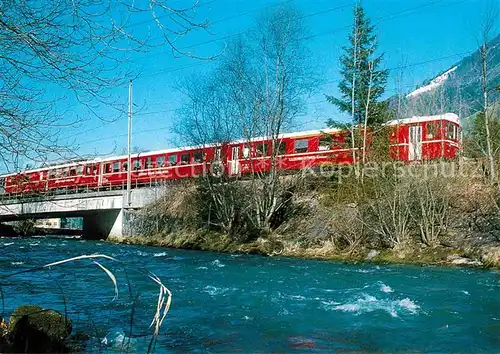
[{"left": 0, "top": 113, "right": 461, "bottom": 195}]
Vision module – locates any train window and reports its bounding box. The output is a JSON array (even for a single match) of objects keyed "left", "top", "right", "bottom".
[
  {"left": 344, "top": 134, "right": 353, "bottom": 148},
  {"left": 180, "top": 153, "right": 190, "bottom": 165},
  {"left": 276, "top": 141, "right": 287, "bottom": 155},
  {"left": 256, "top": 143, "right": 269, "bottom": 157},
  {"left": 77, "top": 166, "right": 84, "bottom": 175},
  {"left": 168, "top": 154, "right": 177, "bottom": 166},
  {"left": 69, "top": 167, "right": 77, "bottom": 176},
  {"left": 319, "top": 136, "right": 332, "bottom": 151},
  {"left": 49, "top": 170, "right": 56, "bottom": 179},
  {"left": 193, "top": 151, "right": 203, "bottom": 163},
  {"left": 133, "top": 160, "right": 141, "bottom": 170},
  {"left": 122, "top": 162, "right": 128, "bottom": 171},
  {"left": 426, "top": 122, "right": 436, "bottom": 139},
  {"left": 113, "top": 162, "right": 120, "bottom": 173},
  {"left": 62, "top": 168, "right": 68, "bottom": 177},
  {"left": 446, "top": 123, "right": 455, "bottom": 140},
  {"left": 145, "top": 157, "right": 153, "bottom": 169},
  {"left": 242, "top": 145, "right": 250, "bottom": 159},
  {"left": 103, "top": 163, "right": 110, "bottom": 174},
  {"left": 156, "top": 156, "right": 165, "bottom": 168},
  {"left": 294, "top": 139, "right": 308, "bottom": 153}
]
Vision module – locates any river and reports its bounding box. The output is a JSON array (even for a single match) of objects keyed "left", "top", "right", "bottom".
[{"left": 0, "top": 236, "right": 499, "bottom": 352}]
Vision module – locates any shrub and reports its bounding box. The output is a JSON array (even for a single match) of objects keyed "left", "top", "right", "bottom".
[{"left": 409, "top": 179, "right": 450, "bottom": 246}]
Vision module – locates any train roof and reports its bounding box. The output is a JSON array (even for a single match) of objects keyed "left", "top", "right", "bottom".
[
  {"left": 384, "top": 113, "right": 460, "bottom": 126},
  {"left": 0, "top": 113, "right": 460, "bottom": 178}
]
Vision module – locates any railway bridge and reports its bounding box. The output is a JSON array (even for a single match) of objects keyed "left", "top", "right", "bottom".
[{"left": 0, "top": 186, "right": 168, "bottom": 239}]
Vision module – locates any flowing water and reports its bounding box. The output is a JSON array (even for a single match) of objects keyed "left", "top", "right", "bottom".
[{"left": 0, "top": 236, "right": 499, "bottom": 353}]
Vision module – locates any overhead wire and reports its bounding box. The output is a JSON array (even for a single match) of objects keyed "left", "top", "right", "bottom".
[{"left": 67, "top": 0, "right": 473, "bottom": 143}]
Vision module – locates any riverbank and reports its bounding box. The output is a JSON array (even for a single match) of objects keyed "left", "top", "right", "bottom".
[
  {"left": 111, "top": 170, "right": 500, "bottom": 270},
  {"left": 109, "top": 231, "right": 500, "bottom": 269}
]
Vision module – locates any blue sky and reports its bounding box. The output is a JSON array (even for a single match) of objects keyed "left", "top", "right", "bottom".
[{"left": 61, "top": 0, "right": 492, "bottom": 159}]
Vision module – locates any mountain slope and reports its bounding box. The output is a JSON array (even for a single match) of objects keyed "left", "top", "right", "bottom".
[{"left": 393, "top": 34, "right": 499, "bottom": 119}]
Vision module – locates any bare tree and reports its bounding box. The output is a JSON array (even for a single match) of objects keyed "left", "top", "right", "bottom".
[
  {"left": 350, "top": 2, "right": 360, "bottom": 175},
  {"left": 175, "top": 4, "right": 315, "bottom": 236},
  {"left": 245, "top": 5, "right": 315, "bottom": 232},
  {"left": 329, "top": 205, "right": 366, "bottom": 254},
  {"left": 367, "top": 179, "right": 412, "bottom": 248},
  {"left": 410, "top": 180, "right": 450, "bottom": 246},
  {"left": 0, "top": 0, "right": 209, "bottom": 171},
  {"left": 174, "top": 71, "right": 244, "bottom": 236},
  {"left": 362, "top": 59, "right": 375, "bottom": 174},
  {"left": 477, "top": 2, "right": 499, "bottom": 184}
]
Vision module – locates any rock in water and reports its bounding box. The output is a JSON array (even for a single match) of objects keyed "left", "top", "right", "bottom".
[{"left": 8, "top": 305, "right": 72, "bottom": 353}]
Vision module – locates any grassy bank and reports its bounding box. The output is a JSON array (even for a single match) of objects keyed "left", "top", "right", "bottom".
[
  {"left": 110, "top": 163, "right": 500, "bottom": 269},
  {"left": 110, "top": 227, "right": 500, "bottom": 269}
]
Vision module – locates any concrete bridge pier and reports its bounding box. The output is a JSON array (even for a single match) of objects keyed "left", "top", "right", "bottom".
[
  {"left": 0, "top": 185, "right": 169, "bottom": 240},
  {"left": 82, "top": 209, "right": 123, "bottom": 240}
]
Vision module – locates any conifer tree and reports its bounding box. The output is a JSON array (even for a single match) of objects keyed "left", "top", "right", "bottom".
[{"left": 327, "top": 3, "right": 388, "bottom": 126}]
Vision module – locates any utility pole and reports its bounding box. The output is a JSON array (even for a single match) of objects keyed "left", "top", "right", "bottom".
[{"left": 126, "top": 80, "right": 133, "bottom": 207}]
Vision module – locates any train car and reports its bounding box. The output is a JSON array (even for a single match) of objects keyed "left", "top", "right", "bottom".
[
  {"left": 0, "top": 113, "right": 461, "bottom": 196},
  {"left": 2, "top": 160, "right": 101, "bottom": 195},
  {"left": 386, "top": 113, "right": 461, "bottom": 162}
]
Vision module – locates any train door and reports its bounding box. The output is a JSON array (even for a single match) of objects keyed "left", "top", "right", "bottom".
[
  {"left": 98, "top": 163, "right": 103, "bottom": 186},
  {"left": 408, "top": 125, "right": 422, "bottom": 161},
  {"left": 229, "top": 146, "right": 240, "bottom": 175}
]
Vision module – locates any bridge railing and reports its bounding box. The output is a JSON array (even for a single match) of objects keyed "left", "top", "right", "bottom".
[{"left": 0, "top": 178, "right": 172, "bottom": 204}]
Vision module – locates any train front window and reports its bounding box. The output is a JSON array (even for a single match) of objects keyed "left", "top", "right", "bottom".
[
  {"left": 294, "top": 139, "right": 308, "bottom": 153},
  {"left": 113, "top": 162, "right": 120, "bottom": 173},
  {"left": 446, "top": 123, "right": 455, "bottom": 140},
  {"left": 133, "top": 160, "right": 141, "bottom": 170},
  {"left": 426, "top": 122, "right": 436, "bottom": 139}
]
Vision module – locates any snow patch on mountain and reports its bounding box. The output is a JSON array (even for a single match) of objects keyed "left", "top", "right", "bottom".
[{"left": 406, "top": 66, "right": 457, "bottom": 99}]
